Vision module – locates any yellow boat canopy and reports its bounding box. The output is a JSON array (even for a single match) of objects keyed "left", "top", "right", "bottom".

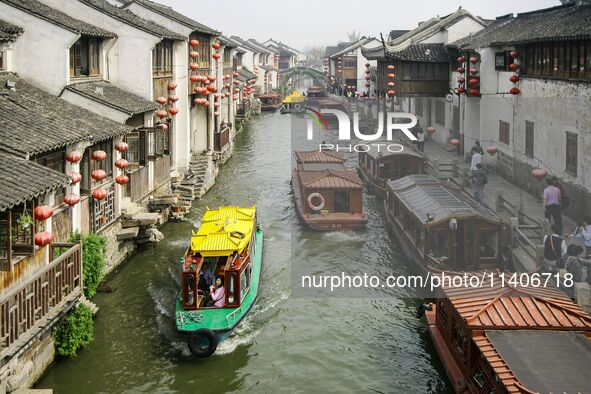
[
  {"left": 282, "top": 90, "right": 306, "bottom": 104},
  {"left": 190, "top": 206, "right": 256, "bottom": 257}
]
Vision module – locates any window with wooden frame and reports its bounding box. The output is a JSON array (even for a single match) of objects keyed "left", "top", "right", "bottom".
[
  {"left": 0, "top": 201, "right": 36, "bottom": 270},
  {"left": 343, "top": 56, "right": 356, "bottom": 68},
  {"left": 566, "top": 131, "right": 578, "bottom": 175},
  {"left": 523, "top": 40, "right": 590, "bottom": 81},
  {"left": 153, "top": 128, "right": 169, "bottom": 157},
  {"left": 0, "top": 51, "right": 4, "bottom": 70},
  {"left": 81, "top": 141, "right": 112, "bottom": 193},
  {"left": 152, "top": 40, "right": 173, "bottom": 76},
  {"left": 223, "top": 47, "right": 232, "bottom": 68},
  {"left": 499, "top": 120, "right": 510, "bottom": 145},
  {"left": 69, "top": 36, "right": 101, "bottom": 77},
  {"left": 189, "top": 34, "right": 211, "bottom": 69},
  {"left": 34, "top": 150, "right": 66, "bottom": 204},
  {"left": 525, "top": 121, "right": 534, "bottom": 158},
  {"left": 124, "top": 131, "right": 146, "bottom": 168},
  {"left": 435, "top": 101, "right": 445, "bottom": 125}
]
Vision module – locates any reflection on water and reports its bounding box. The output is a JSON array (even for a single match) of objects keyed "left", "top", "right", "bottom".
[{"left": 36, "top": 111, "right": 451, "bottom": 393}]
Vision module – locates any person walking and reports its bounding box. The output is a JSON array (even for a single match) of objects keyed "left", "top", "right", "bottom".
[
  {"left": 542, "top": 224, "right": 567, "bottom": 273},
  {"left": 543, "top": 177, "right": 563, "bottom": 235},
  {"left": 416, "top": 129, "right": 425, "bottom": 152},
  {"left": 468, "top": 163, "right": 487, "bottom": 206},
  {"left": 470, "top": 150, "right": 482, "bottom": 180},
  {"left": 470, "top": 141, "right": 484, "bottom": 155},
  {"left": 574, "top": 217, "right": 591, "bottom": 258}
]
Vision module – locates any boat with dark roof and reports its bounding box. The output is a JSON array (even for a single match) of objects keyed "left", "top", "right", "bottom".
[
  {"left": 292, "top": 150, "right": 368, "bottom": 230},
  {"left": 257, "top": 93, "right": 282, "bottom": 111},
  {"left": 357, "top": 145, "right": 425, "bottom": 198},
  {"left": 384, "top": 174, "right": 504, "bottom": 273},
  {"left": 423, "top": 271, "right": 591, "bottom": 393}
]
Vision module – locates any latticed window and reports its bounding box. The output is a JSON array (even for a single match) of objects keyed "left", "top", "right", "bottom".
[
  {"left": 525, "top": 121, "right": 534, "bottom": 157},
  {"left": 92, "top": 185, "right": 115, "bottom": 231},
  {"left": 69, "top": 36, "right": 101, "bottom": 77},
  {"left": 566, "top": 131, "right": 578, "bottom": 175},
  {"left": 153, "top": 40, "right": 173, "bottom": 76},
  {"left": 189, "top": 34, "right": 211, "bottom": 69},
  {"left": 499, "top": 120, "right": 510, "bottom": 145},
  {"left": 0, "top": 202, "right": 35, "bottom": 270},
  {"left": 435, "top": 101, "right": 445, "bottom": 125}
]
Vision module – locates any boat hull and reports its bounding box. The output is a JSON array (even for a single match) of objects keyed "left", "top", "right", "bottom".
[
  {"left": 175, "top": 228, "right": 264, "bottom": 354},
  {"left": 356, "top": 165, "right": 387, "bottom": 198}
]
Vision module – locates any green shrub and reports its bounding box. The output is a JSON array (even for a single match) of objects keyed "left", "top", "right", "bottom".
[
  {"left": 71, "top": 232, "right": 107, "bottom": 299},
  {"left": 52, "top": 303, "right": 94, "bottom": 357}
]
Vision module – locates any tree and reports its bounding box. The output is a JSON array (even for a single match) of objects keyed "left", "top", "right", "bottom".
[{"left": 347, "top": 30, "right": 361, "bottom": 42}]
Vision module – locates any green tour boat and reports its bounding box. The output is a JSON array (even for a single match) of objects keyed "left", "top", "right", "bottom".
[{"left": 175, "top": 205, "right": 263, "bottom": 357}]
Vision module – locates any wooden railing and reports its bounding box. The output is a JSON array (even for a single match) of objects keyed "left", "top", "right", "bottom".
[
  {"left": 154, "top": 155, "right": 171, "bottom": 187},
  {"left": 0, "top": 243, "right": 82, "bottom": 361},
  {"left": 128, "top": 165, "right": 150, "bottom": 202},
  {"left": 215, "top": 127, "right": 230, "bottom": 152}
]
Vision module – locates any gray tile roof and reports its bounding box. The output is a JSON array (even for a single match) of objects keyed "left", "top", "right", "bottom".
[
  {"left": 125, "top": 0, "right": 219, "bottom": 35},
  {"left": 247, "top": 39, "right": 274, "bottom": 54},
  {"left": 388, "top": 30, "right": 410, "bottom": 41},
  {"left": 0, "top": 151, "right": 70, "bottom": 211},
  {"left": 360, "top": 46, "right": 384, "bottom": 60},
  {"left": 451, "top": 3, "right": 591, "bottom": 49},
  {"left": 65, "top": 80, "right": 158, "bottom": 116},
  {"left": 80, "top": 0, "right": 184, "bottom": 40},
  {"left": 386, "top": 43, "right": 451, "bottom": 62},
  {"left": 0, "top": 19, "right": 23, "bottom": 42},
  {"left": 0, "top": 73, "right": 131, "bottom": 157},
  {"left": 0, "top": 0, "right": 116, "bottom": 38},
  {"left": 230, "top": 36, "right": 265, "bottom": 54},
  {"left": 387, "top": 174, "right": 500, "bottom": 224},
  {"left": 324, "top": 42, "right": 352, "bottom": 57},
  {"left": 237, "top": 68, "right": 256, "bottom": 82}
]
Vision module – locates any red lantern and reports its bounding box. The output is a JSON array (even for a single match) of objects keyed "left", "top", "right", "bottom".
[
  {"left": 156, "top": 96, "right": 167, "bottom": 105},
  {"left": 364, "top": 76, "right": 370, "bottom": 81},
  {"left": 207, "top": 75, "right": 216, "bottom": 82},
  {"left": 91, "top": 169, "right": 107, "bottom": 181},
  {"left": 387, "top": 82, "right": 395, "bottom": 87},
  {"left": 510, "top": 87, "right": 520, "bottom": 95},
  {"left": 234, "top": 80, "right": 240, "bottom": 85},
  {"left": 66, "top": 151, "right": 82, "bottom": 163},
  {"left": 486, "top": 146, "right": 498, "bottom": 155},
  {"left": 64, "top": 194, "right": 80, "bottom": 206},
  {"left": 158, "top": 123, "right": 169, "bottom": 131},
  {"left": 510, "top": 50, "right": 520, "bottom": 58},
  {"left": 189, "top": 39, "right": 200, "bottom": 47},
  {"left": 509, "top": 63, "right": 520, "bottom": 71},
  {"left": 92, "top": 150, "right": 107, "bottom": 161},
  {"left": 115, "top": 159, "right": 128, "bottom": 169},
  {"left": 190, "top": 75, "right": 200, "bottom": 83},
  {"left": 469, "top": 78, "right": 479, "bottom": 85},
  {"left": 387, "top": 65, "right": 395, "bottom": 71},
  {"left": 34, "top": 205, "right": 53, "bottom": 221},
  {"left": 233, "top": 95, "right": 238, "bottom": 100},
  {"left": 92, "top": 188, "right": 107, "bottom": 200},
  {"left": 457, "top": 67, "right": 465, "bottom": 73},
  {"left": 189, "top": 63, "right": 199, "bottom": 70},
  {"left": 233, "top": 88, "right": 240, "bottom": 93},
  {"left": 365, "top": 69, "right": 370, "bottom": 75},
  {"left": 427, "top": 126, "right": 436, "bottom": 134},
  {"left": 365, "top": 63, "right": 370, "bottom": 67},
  {"left": 190, "top": 51, "right": 199, "bottom": 59},
  {"left": 69, "top": 172, "right": 82, "bottom": 184},
  {"left": 531, "top": 168, "right": 548, "bottom": 180},
  {"left": 34, "top": 231, "right": 53, "bottom": 247},
  {"left": 365, "top": 83, "right": 370, "bottom": 87},
  {"left": 469, "top": 68, "right": 478, "bottom": 75},
  {"left": 457, "top": 56, "right": 465, "bottom": 63},
  {"left": 156, "top": 109, "right": 168, "bottom": 118},
  {"left": 457, "top": 87, "right": 466, "bottom": 94},
  {"left": 169, "top": 95, "right": 179, "bottom": 103},
  {"left": 115, "top": 142, "right": 128, "bottom": 152},
  {"left": 469, "top": 88, "right": 479, "bottom": 95},
  {"left": 387, "top": 90, "right": 395, "bottom": 97},
  {"left": 213, "top": 102, "right": 220, "bottom": 108},
  {"left": 224, "top": 83, "right": 230, "bottom": 89},
  {"left": 233, "top": 71, "right": 239, "bottom": 77},
  {"left": 212, "top": 52, "right": 220, "bottom": 60},
  {"left": 214, "top": 111, "right": 220, "bottom": 117},
  {"left": 509, "top": 75, "right": 520, "bottom": 83},
  {"left": 450, "top": 138, "right": 460, "bottom": 146},
  {"left": 167, "top": 82, "right": 177, "bottom": 90},
  {"left": 207, "top": 85, "right": 217, "bottom": 93},
  {"left": 115, "top": 174, "right": 129, "bottom": 185},
  {"left": 470, "top": 56, "right": 478, "bottom": 64},
  {"left": 169, "top": 107, "right": 179, "bottom": 116},
  {"left": 212, "top": 42, "right": 221, "bottom": 50},
  {"left": 457, "top": 77, "right": 465, "bottom": 84},
  {"left": 387, "top": 73, "right": 395, "bottom": 79}
]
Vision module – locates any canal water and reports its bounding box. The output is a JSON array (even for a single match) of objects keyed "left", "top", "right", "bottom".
[{"left": 36, "top": 110, "right": 451, "bottom": 393}]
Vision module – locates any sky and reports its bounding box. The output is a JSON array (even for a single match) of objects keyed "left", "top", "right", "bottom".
[{"left": 154, "top": 0, "right": 560, "bottom": 50}]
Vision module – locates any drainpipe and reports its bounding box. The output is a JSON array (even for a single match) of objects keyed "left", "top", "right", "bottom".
[{"left": 103, "top": 37, "right": 117, "bottom": 82}]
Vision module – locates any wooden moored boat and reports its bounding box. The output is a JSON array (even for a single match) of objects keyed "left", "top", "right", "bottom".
[
  {"left": 292, "top": 150, "right": 368, "bottom": 230},
  {"left": 258, "top": 93, "right": 282, "bottom": 111},
  {"left": 306, "top": 85, "right": 326, "bottom": 98},
  {"left": 384, "top": 175, "right": 503, "bottom": 273},
  {"left": 175, "top": 206, "right": 263, "bottom": 357},
  {"left": 424, "top": 272, "right": 591, "bottom": 393},
  {"left": 357, "top": 146, "right": 425, "bottom": 198},
  {"left": 280, "top": 90, "right": 306, "bottom": 113}
]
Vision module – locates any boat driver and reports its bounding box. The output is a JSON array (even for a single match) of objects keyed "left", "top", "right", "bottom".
[{"left": 198, "top": 262, "right": 215, "bottom": 295}]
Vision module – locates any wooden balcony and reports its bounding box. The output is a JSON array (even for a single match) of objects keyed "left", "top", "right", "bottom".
[
  {"left": 395, "top": 80, "right": 450, "bottom": 97},
  {"left": 236, "top": 101, "right": 250, "bottom": 119},
  {"left": 0, "top": 242, "right": 82, "bottom": 363}
]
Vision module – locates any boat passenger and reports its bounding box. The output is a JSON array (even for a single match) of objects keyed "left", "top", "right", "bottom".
[
  {"left": 207, "top": 277, "right": 226, "bottom": 307},
  {"left": 198, "top": 262, "right": 215, "bottom": 295}
]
